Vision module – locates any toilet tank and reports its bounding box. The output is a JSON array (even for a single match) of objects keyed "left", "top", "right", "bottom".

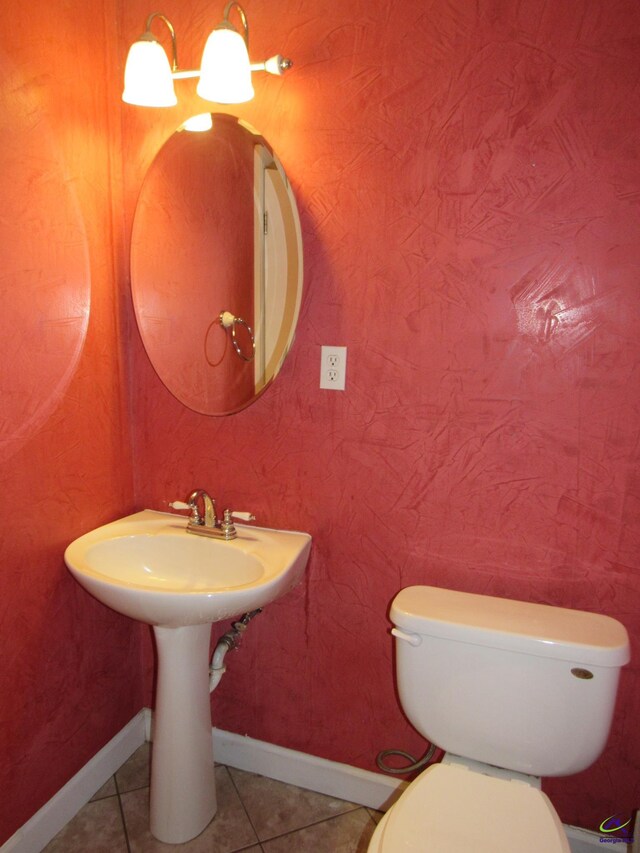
[{"left": 391, "top": 586, "right": 630, "bottom": 777}]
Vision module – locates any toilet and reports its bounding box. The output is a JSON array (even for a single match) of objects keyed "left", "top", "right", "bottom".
[{"left": 369, "top": 585, "right": 630, "bottom": 852}]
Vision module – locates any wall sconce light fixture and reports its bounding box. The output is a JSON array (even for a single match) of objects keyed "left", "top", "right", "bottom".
[{"left": 122, "top": 2, "right": 292, "bottom": 108}]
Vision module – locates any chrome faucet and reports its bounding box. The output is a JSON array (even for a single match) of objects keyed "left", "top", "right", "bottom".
[
  {"left": 187, "top": 489, "right": 218, "bottom": 529},
  {"left": 170, "top": 489, "right": 255, "bottom": 540}
]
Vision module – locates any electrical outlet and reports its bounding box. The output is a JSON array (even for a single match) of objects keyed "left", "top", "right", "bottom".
[{"left": 320, "top": 346, "right": 347, "bottom": 390}]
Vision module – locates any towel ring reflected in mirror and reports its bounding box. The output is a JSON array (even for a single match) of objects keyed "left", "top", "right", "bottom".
[{"left": 219, "top": 310, "right": 255, "bottom": 362}]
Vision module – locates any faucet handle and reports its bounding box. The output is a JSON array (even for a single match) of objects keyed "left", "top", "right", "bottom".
[
  {"left": 169, "top": 501, "right": 190, "bottom": 510},
  {"left": 219, "top": 509, "right": 256, "bottom": 540},
  {"left": 170, "top": 497, "right": 202, "bottom": 525}
]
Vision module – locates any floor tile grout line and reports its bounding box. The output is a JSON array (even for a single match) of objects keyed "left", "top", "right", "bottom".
[
  {"left": 225, "top": 766, "right": 366, "bottom": 845},
  {"left": 254, "top": 806, "right": 377, "bottom": 846},
  {"left": 226, "top": 765, "right": 265, "bottom": 849},
  {"left": 113, "top": 772, "right": 133, "bottom": 853}
]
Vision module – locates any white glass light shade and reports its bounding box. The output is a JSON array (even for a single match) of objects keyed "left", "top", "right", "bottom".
[
  {"left": 196, "top": 27, "right": 254, "bottom": 104},
  {"left": 182, "top": 113, "right": 214, "bottom": 132},
  {"left": 122, "top": 38, "right": 177, "bottom": 107}
]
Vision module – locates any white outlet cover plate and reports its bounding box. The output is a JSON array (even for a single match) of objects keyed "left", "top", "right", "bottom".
[{"left": 320, "top": 346, "right": 347, "bottom": 390}]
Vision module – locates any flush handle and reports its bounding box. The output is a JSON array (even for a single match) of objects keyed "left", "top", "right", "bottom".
[{"left": 391, "top": 628, "right": 422, "bottom": 647}]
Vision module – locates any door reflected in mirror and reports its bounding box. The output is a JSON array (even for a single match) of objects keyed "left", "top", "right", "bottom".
[{"left": 131, "top": 114, "right": 303, "bottom": 415}]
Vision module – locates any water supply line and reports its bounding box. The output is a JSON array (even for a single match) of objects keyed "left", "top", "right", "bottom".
[
  {"left": 376, "top": 743, "right": 438, "bottom": 775},
  {"left": 209, "top": 609, "right": 262, "bottom": 693}
]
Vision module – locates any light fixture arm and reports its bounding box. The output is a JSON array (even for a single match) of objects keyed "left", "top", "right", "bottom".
[
  {"left": 222, "top": 1, "right": 249, "bottom": 46},
  {"left": 142, "top": 12, "right": 179, "bottom": 72}
]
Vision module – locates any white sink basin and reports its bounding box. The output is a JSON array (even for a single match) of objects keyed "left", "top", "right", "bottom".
[
  {"left": 65, "top": 508, "right": 311, "bottom": 844},
  {"left": 65, "top": 509, "right": 311, "bottom": 627}
]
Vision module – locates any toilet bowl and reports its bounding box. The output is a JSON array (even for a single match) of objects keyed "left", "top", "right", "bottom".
[
  {"left": 369, "top": 585, "right": 630, "bottom": 852},
  {"left": 369, "top": 762, "right": 569, "bottom": 852}
]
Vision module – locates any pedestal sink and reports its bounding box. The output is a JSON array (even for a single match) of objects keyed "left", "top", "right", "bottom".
[{"left": 64, "top": 509, "right": 311, "bottom": 843}]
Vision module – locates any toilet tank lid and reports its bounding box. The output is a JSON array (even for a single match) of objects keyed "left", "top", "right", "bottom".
[{"left": 391, "top": 586, "right": 630, "bottom": 667}]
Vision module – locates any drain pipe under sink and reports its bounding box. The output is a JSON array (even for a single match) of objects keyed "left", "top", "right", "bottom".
[{"left": 209, "top": 609, "right": 262, "bottom": 693}]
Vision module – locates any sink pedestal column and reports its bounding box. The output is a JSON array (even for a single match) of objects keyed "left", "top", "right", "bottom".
[{"left": 150, "top": 623, "right": 216, "bottom": 843}]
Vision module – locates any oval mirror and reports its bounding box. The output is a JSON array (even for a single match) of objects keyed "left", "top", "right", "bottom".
[{"left": 130, "top": 114, "right": 303, "bottom": 415}]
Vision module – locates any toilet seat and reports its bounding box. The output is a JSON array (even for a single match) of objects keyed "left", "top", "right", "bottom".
[{"left": 369, "top": 763, "right": 570, "bottom": 852}]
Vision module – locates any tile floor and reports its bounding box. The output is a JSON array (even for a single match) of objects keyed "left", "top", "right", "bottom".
[{"left": 44, "top": 744, "right": 382, "bottom": 852}]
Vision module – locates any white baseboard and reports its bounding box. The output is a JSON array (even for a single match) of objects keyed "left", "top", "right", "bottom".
[
  {"left": 212, "top": 727, "right": 407, "bottom": 812},
  {"left": 142, "top": 705, "right": 153, "bottom": 742},
  {"left": 1, "top": 710, "right": 146, "bottom": 853}
]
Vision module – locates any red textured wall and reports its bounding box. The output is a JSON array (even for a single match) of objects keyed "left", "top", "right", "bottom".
[
  {"left": 122, "top": 0, "right": 640, "bottom": 832},
  {"left": 2, "top": 0, "right": 638, "bottom": 844},
  {"left": 0, "top": 1, "right": 142, "bottom": 843}
]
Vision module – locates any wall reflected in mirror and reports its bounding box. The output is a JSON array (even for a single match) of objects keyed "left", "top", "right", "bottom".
[{"left": 130, "top": 113, "right": 302, "bottom": 415}]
